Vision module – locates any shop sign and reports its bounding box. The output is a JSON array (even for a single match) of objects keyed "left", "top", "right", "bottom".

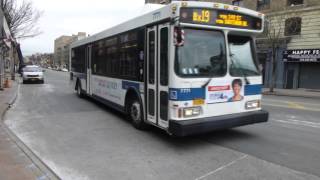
[{"left": 283, "top": 49, "right": 320, "bottom": 62}]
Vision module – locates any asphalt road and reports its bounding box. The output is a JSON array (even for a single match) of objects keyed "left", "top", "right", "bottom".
[{"left": 4, "top": 70, "right": 320, "bottom": 180}]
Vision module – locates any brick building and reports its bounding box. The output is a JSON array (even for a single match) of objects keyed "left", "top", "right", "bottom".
[
  {"left": 1, "top": 6, "right": 22, "bottom": 88},
  {"left": 145, "top": 0, "right": 320, "bottom": 89},
  {"left": 54, "top": 32, "right": 86, "bottom": 69}
]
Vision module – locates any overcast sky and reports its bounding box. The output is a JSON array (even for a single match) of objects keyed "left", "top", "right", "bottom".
[{"left": 19, "top": 0, "right": 151, "bottom": 55}]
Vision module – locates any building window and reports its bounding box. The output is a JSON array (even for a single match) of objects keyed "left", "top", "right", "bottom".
[
  {"left": 257, "top": 0, "right": 270, "bottom": 11},
  {"left": 285, "top": 17, "right": 302, "bottom": 36},
  {"left": 287, "top": 0, "right": 304, "bottom": 6},
  {"left": 232, "top": 0, "right": 243, "bottom": 7}
]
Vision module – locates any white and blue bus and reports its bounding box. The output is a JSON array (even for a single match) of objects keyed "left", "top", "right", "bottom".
[{"left": 70, "top": 1, "right": 268, "bottom": 136}]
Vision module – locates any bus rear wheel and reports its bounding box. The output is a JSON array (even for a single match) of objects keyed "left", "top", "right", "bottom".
[{"left": 128, "top": 98, "right": 148, "bottom": 130}]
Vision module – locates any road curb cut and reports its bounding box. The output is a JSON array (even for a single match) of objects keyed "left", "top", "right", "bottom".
[{"left": 1, "top": 80, "right": 61, "bottom": 180}]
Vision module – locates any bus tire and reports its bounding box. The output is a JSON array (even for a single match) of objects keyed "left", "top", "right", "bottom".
[
  {"left": 76, "top": 80, "right": 84, "bottom": 98},
  {"left": 128, "top": 97, "right": 148, "bottom": 130}
]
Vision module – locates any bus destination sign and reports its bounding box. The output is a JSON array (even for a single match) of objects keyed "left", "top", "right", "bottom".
[
  {"left": 180, "top": 8, "right": 262, "bottom": 30},
  {"left": 216, "top": 13, "right": 248, "bottom": 27}
]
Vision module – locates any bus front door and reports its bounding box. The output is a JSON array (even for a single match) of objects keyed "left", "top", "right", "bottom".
[{"left": 147, "top": 24, "right": 170, "bottom": 129}]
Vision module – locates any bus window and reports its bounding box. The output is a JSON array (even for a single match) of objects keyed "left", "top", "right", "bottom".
[
  {"left": 148, "top": 31, "right": 155, "bottom": 84},
  {"left": 160, "top": 27, "right": 169, "bottom": 86},
  {"left": 229, "top": 35, "right": 260, "bottom": 77},
  {"left": 175, "top": 29, "right": 227, "bottom": 77}
]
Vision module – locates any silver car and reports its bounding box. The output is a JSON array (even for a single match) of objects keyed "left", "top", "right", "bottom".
[{"left": 22, "top": 65, "right": 44, "bottom": 84}]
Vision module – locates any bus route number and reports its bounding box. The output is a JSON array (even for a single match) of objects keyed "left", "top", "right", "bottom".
[{"left": 193, "top": 10, "right": 210, "bottom": 23}]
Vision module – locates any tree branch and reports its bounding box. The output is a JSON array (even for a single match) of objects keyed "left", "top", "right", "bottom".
[{"left": 1, "top": 0, "right": 42, "bottom": 39}]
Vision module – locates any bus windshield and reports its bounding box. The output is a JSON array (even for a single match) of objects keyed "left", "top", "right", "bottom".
[
  {"left": 229, "top": 35, "right": 260, "bottom": 77},
  {"left": 175, "top": 29, "right": 227, "bottom": 77}
]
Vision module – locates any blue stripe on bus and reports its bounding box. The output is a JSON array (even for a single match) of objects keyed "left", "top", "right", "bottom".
[
  {"left": 244, "top": 84, "right": 262, "bottom": 96},
  {"left": 122, "top": 81, "right": 140, "bottom": 90},
  {"left": 169, "top": 88, "right": 205, "bottom": 101},
  {"left": 168, "top": 85, "right": 261, "bottom": 101}
]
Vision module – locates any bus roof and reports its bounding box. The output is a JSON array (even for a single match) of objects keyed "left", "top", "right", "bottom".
[{"left": 71, "top": 1, "right": 264, "bottom": 48}]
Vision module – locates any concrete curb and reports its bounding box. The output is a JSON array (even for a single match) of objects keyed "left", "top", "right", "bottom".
[
  {"left": 1, "top": 125, "right": 61, "bottom": 180},
  {"left": 0, "top": 82, "right": 19, "bottom": 122},
  {"left": 7, "top": 82, "right": 19, "bottom": 108},
  {"left": 262, "top": 91, "right": 320, "bottom": 99},
  {"left": 1, "top": 80, "right": 61, "bottom": 180}
]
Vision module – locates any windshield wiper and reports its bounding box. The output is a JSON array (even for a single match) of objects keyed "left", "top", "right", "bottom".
[
  {"left": 201, "top": 78, "right": 212, "bottom": 88},
  {"left": 230, "top": 53, "right": 250, "bottom": 85}
]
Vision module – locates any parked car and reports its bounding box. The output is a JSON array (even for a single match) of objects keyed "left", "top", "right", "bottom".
[
  {"left": 22, "top": 65, "right": 44, "bottom": 84},
  {"left": 61, "top": 68, "right": 68, "bottom": 72}
]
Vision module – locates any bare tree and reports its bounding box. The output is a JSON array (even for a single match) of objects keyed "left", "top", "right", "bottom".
[
  {"left": 1, "top": 0, "right": 42, "bottom": 39},
  {"left": 258, "top": 9, "right": 303, "bottom": 92}
]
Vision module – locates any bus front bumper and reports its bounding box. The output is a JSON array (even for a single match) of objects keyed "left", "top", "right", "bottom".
[{"left": 168, "top": 110, "right": 269, "bottom": 137}]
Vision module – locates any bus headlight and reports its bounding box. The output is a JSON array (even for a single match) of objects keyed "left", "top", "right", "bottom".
[
  {"left": 245, "top": 100, "right": 261, "bottom": 110},
  {"left": 183, "top": 107, "right": 201, "bottom": 117}
]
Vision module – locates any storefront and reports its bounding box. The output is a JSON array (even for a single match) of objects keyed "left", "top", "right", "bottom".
[{"left": 283, "top": 49, "right": 320, "bottom": 89}]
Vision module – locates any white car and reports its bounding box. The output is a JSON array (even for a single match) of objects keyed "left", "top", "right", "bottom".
[
  {"left": 22, "top": 65, "right": 44, "bottom": 84},
  {"left": 61, "top": 68, "right": 68, "bottom": 72}
]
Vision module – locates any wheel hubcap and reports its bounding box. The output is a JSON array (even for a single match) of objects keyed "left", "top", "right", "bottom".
[{"left": 131, "top": 102, "right": 141, "bottom": 122}]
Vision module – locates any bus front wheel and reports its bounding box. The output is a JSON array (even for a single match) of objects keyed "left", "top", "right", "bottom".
[{"left": 128, "top": 98, "right": 148, "bottom": 130}]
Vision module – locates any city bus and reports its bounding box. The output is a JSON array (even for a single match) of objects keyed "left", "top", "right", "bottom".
[{"left": 70, "top": 1, "right": 269, "bottom": 136}]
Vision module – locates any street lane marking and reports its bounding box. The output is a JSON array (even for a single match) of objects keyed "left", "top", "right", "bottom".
[
  {"left": 273, "top": 119, "right": 320, "bottom": 129},
  {"left": 264, "top": 98, "right": 320, "bottom": 107},
  {"left": 263, "top": 103, "right": 320, "bottom": 112},
  {"left": 195, "top": 155, "right": 248, "bottom": 180},
  {"left": 287, "top": 101, "right": 305, "bottom": 109}
]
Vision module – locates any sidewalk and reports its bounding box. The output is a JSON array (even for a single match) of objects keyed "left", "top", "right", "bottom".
[
  {"left": 0, "top": 79, "right": 45, "bottom": 180},
  {"left": 263, "top": 88, "right": 320, "bottom": 99},
  {"left": 0, "top": 79, "right": 18, "bottom": 118}
]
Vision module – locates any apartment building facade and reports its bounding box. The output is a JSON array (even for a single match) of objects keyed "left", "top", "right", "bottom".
[
  {"left": 253, "top": 0, "right": 320, "bottom": 90},
  {"left": 54, "top": 32, "right": 86, "bottom": 69},
  {"left": 145, "top": 0, "right": 320, "bottom": 89}
]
